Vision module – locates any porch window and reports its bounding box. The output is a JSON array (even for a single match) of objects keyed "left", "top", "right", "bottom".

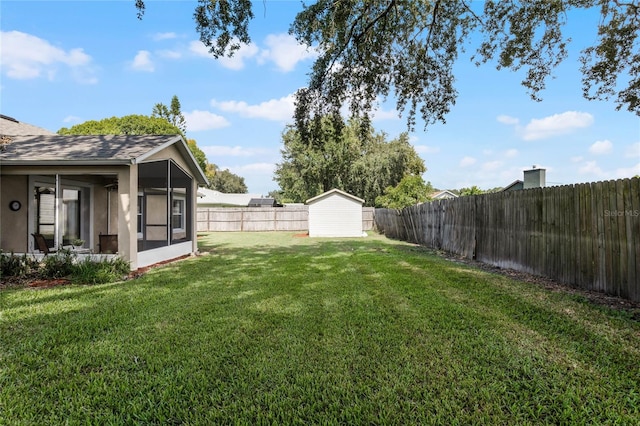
[
  {"left": 172, "top": 197, "right": 185, "bottom": 231},
  {"left": 137, "top": 194, "right": 144, "bottom": 239},
  {"left": 62, "top": 189, "right": 81, "bottom": 245}
]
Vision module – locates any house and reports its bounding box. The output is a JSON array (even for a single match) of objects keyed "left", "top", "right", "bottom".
[
  {"left": 503, "top": 167, "right": 546, "bottom": 191},
  {"left": 306, "top": 189, "right": 365, "bottom": 238},
  {"left": 0, "top": 133, "right": 207, "bottom": 270},
  {"left": 197, "top": 188, "right": 260, "bottom": 207},
  {"left": 431, "top": 190, "right": 458, "bottom": 200}
]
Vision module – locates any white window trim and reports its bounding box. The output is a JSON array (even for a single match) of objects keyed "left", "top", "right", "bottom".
[{"left": 172, "top": 195, "right": 186, "bottom": 234}]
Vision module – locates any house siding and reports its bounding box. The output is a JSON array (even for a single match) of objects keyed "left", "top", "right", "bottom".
[
  {"left": 308, "top": 192, "right": 363, "bottom": 237},
  {"left": 0, "top": 175, "right": 29, "bottom": 252}
]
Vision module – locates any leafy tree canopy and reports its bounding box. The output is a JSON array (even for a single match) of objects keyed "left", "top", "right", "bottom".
[
  {"left": 136, "top": 0, "right": 640, "bottom": 131},
  {"left": 58, "top": 114, "right": 182, "bottom": 136},
  {"left": 207, "top": 164, "right": 248, "bottom": 193},
  {"left": 57, "top": 114, "right": 209, "bottom": 175},
  {"left": 274, "top": 117, "right": 425, "bottom": 206},
  {"left": 375, "top": 175, "right": 434, "bottom": 209},
  {"left": 152, "top": 95, "right": 187, "bottom": 134}
]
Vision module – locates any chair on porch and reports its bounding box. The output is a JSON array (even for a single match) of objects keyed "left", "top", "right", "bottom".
[
  {"left": 31, "top": 233, "right": 57, "bottom": 255},
  {"left": 99, "top": 233, "right": 118, "bottom": 254}
]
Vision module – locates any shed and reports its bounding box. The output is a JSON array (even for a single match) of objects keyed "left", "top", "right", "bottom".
[{"left": 306, "top": 189, "right": 365, "bottom": 238}]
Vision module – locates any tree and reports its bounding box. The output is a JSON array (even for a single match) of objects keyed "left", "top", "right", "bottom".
[
  {"left": 152, "top": 95, "right": 187, "bottom": 134},
  {"left": 274, "top": 117, "right": 425, "bottom": 206},
  {"left": 207, "top": 164, "right": 248, "bottom": 193},
  {"left": 375, "top": 175, "right": 433, "bottom": 209},
  {"left": 136, "top": 1, "right": 640, "bottom": 131},
  {"left": 459, "top": 185, "right": 485, "bottom": 196},
  {"left": 186, "top": 139, "right": 208, "bottom": 173},
  {"left": 58, "top": 115, "right": 209, "bottom": 175},
  {"left": 58, "top": 114, "right": 182, "bottom": 136}
]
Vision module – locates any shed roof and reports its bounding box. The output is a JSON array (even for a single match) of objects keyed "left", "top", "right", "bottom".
[
  {"left": 306, "top": 188, "right": 364, "bottom": 205},
  {"left": 0, "top": 134, "right": 208, "bottom": 185}
]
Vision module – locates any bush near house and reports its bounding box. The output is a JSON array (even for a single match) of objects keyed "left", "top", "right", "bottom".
[{"left": 0, "top": 250, "right": 130, "bottom": 285}]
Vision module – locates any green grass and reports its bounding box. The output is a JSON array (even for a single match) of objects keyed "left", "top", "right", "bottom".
[{"left": 1, "top": 232, "right": 639, "bottom": 424}]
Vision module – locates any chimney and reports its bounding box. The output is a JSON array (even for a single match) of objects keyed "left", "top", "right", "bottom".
[{"left": 523, "top": 166, "right": 546, "bottom": 189}]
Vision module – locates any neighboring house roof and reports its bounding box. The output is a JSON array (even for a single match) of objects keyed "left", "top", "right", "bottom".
[
  {"left": 431, "top": 190, "right": 458, "bottom": 199},
  {"left": 248, "top": 198, "right": 279, "bottom": 207},
  {"left": 306, "top": 188, "right": 365, "bottom": 205},
  {"left": 0, "top": 114, "right": 56, "bottom": 136},
  {"left": 0, "top": 134, "right": 208, "bottom": 185},
  {"left": 502, "top": 180, "right": 524, "bottom": 191},
  {"left": 197, "top": 188, "right": 260, "bottom": 207}
]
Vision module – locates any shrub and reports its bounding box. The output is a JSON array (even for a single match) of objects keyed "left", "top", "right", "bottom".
[
  {"left": 0, "top": 252, "right": 39, "bottom": 278},
  {"left": 41, "top": 249, "right": 76, "bottom": 279},
  {"left": 72, "top": 257, "right": 130, "bottom": 284}
]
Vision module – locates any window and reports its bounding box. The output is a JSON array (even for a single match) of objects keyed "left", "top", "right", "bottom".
[
  {"left": 137, "top": 195, "right": 144, "bottom": 239},
  {"left": 172, "top": 197, "right": 185, "bottom": 231}
]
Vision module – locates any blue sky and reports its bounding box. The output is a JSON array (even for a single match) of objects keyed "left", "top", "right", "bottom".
[{"left": 1, "top": 1, "right": 638, "bottom": 196}]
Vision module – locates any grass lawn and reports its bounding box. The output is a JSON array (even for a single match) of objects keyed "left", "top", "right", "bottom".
[{"left": 1, "top": 232, "right": 639, "bottom": 424}]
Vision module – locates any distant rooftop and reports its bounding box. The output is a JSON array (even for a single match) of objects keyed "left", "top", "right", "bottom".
[{"left": 0, "top": 114, "right": 56, "bottom": 136}]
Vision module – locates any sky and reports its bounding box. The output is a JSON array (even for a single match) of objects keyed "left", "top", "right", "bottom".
[{"left": 1, "top": 1, "right": 639, "bottom": 196}]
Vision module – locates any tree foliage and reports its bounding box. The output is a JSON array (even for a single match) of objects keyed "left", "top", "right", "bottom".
[
  {"left": 152, "top": 95, "right": 187, "bottom": 134},
  {"left": 375, "top": 175, "right": 433, "bottom": 209},
  {"left": 136, "top": 0, "right": 640, "bottom": 129},
  {"left": 58, "top": 114, "right": 182, "bottom": 136},
  {"left": 57, "top": 114, "right": 209, "bottom": 175},
  {"left": 274, "top": 117, "right": 425, "bottom": 206},
  {"left": 207, "top": 164, "right": 248, "bottom": 193}
]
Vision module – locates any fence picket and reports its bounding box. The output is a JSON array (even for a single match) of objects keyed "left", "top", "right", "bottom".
[{"left": 374, "top": 177, "right": 640, "bottom": 302}]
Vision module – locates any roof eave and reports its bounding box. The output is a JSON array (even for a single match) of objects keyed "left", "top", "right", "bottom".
[{"left": 0, "top": 159, "right": 133, "bottom": 166}]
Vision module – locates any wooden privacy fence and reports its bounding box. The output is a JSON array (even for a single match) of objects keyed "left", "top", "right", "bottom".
[
  {"left": 375, "top": 177, "right": 640, "bottom": 302},
  {"left": 198, "top": 206, "right": 375, "bottom": 232}
]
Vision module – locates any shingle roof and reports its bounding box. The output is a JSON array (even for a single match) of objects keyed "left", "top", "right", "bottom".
[
  {"left": 0, "top": 115, "right": 56, "bottom": 136},
  {"left": 0, "top": 134, "right": 183, "bottom": 164}
]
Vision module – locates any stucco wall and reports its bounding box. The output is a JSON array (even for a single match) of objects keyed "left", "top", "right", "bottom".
[{"left": 0, "top": 175, "right": 29, "bottom": 252}]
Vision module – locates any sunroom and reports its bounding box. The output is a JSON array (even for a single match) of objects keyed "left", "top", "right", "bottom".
[{"left": 0, "top": 135, "right": 208, "bottom": 270}]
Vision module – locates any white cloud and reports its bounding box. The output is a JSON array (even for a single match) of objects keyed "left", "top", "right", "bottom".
[
  {"left": 189, "top": 39, "right": 259, "bottom": 70},
  {"left": 372, "top": 107, "right": 400, "bottom": 121},
  {"left": 131, "top": 50, "right": 154, "bottom": 72},
  {"left": 460, "top": 156, "right": 477, "bottom": 167},
  {"left": 258, "top": 33, "right": 317, "bottom": 72},
  {"left": 578, "top": 160, "right": 604, "bottom": 176},
  {"left": 615, "top": 163, "right": 640, "bottom": 178},
  {"left": 201, "top": 145, "right": 268, "bottom": 157},
  {"left": 153, "top": 32, "right": 177, "bottom": 41},
  {"left": 497, "top": 115, "right": 519, "bottom": 125},
  {"left": 0, "top": 30, "right": 96, "bottom": 83},
  {"left": 625, "top": 142, "right": 640, "bottom": 159},
  {"left": 415, "top": 145, "right": 440, "bottom": 154},
  {"left": 232, "top": 162, "right": 276, "bottom": 174},
  {"left": 571, "top": 156, "right": 584, "bottom": 163},
  {"left": 211, "top": 94, "right": 295, "bottom": 121},
  {"left": 157, "top": 49, "right": 182, "bottom": 60},
  {"left": 522, "top": 111, "right": 593, "bottom": 141},
  {"left": 63, "top": 115, "right": 81, "bottom": 123},
  {"left": 504, "top": 149, "right": 518, "bottom": 158},
  {"left": 589, "top": 139, "right": 613, "bottom": 155},
  {"left": 183, "top": 110, "right": 230, "bottom": 131},
  {"left": 482, "top": 161, "right": 503, "bottom": 171}
]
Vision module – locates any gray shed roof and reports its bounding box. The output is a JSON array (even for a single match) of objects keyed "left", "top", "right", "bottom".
[
  {"left": 0, "top": 134, "right": 208, "bottom": 185},
  {"left": 0, "top": 115, "right": 56, "bottom": 136}
]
